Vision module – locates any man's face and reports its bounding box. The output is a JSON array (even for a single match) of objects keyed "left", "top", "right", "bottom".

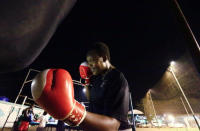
[
  {"left": 86, "top": 54, "right": 105, "bottom": 75},
  {"left": 31, "top": 104, "right": 34, "bottom": 108}
]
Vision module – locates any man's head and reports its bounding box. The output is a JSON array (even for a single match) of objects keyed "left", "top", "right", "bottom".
[
  {"left": 43, "top": 111, "right": 47, "bottom": 116},
  {"left": 30, "top": 103, "right": 35, "bottom": 108},
  {"left": 86, "top": 42, "right": 111, "bottom": 75}
]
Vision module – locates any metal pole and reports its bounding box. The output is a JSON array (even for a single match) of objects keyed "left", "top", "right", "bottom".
[
  {"left": 73, "top": 80, "right": 84, "bottom": 86},
  {"left": 24, "top": 80, "right": 33, "bottom": 84},
  {"left": 171, "top": 0, "right": 200, "bottom": 72},
  {"left": 180, "top": 97, "right": 190, "bottom": 128},
  {"left": 170, "top": 67, "right": 200, "bottom": 130},
  {"left": 14, "top": 69, "right": 31, "bottom": 104},
  {"left": 1, "top": 69, "right": 31, "bottom": 131},
  {"left": 11, "top": 96, "right": 28, "bottom": 131},
  {"left": 30, "top": 68, "right": 41, "bottom": 73},
  {"left": 149, "top": 90, "right": 160, "bottom": 127},
  {"left": 129, "top": 93, "right": 136, "bottom": 131},
  {"left": 180, "top": 97, "right": 190, "bottom": 118},
  {"left": 15, "top": 96, "right": 27, "bottom": 121}
]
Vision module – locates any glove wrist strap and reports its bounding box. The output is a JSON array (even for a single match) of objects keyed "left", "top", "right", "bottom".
[{"left": 63, "top": 101, "right": 86, "bottom": 126}]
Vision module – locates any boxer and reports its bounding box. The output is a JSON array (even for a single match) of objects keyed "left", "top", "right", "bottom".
[{"left": 31, "top": 42, "right": 134, "bottom": 131}]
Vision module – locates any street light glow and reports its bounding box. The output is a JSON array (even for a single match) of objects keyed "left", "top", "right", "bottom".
[
  {"left": 170, "top": 61, "right": 175, "bottom": 66},
  {"left": 83, "top": 88, "right": 86, "bottom": 93},
  {"left": 167, "top": 115, "right": 175, "bottom": 122},
  {"left": 168, "top": 61, "right": 200, "bottom": 129}
]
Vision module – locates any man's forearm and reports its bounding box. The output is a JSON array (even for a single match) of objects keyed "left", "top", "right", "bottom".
[{"left": 80, "top": 111, "right": 120, "bottom": 131}]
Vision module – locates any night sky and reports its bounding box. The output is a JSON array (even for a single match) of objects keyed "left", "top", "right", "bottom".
[{"left": 0, "top": 0, "right": 199, "bottom": 106}]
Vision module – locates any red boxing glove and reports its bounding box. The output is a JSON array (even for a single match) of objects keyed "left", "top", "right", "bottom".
[
  {"left": 79, "top": 62, "right": 92, "bottom": 85},
  {"left": 31, "top": 69, "right": 86, "bottom": 126}
]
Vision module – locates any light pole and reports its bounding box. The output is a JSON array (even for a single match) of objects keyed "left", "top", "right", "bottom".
[
  {"left": 170, "top": 0, "right": 200, "bottom": 73},
  {"left": 169, "top": 61, "right": 200, "bottom": 130},
  {"left": 180, "top": 97, "right": 190, "bottom": 128},
  {"left": 148, "top": 90, "right": 160, "bottom": 127}
]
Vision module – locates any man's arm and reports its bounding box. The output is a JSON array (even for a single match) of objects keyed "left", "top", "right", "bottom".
[
  {"left": 31, "top": 69, "right": 121, "bottom": 131},
  {"left": 80, "top": 112, "right": 120, "bottom": 131}
]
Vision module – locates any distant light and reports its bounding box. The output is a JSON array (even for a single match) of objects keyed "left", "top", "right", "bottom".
[
  {"left": 83, "top": 88, "right": 86, "bottom": 93},
  {"left": 170, "top": 61, "right": 175, "bottom": 66},
  {"left": 167, "top": 115, "right": 175, "bottom": 122}
]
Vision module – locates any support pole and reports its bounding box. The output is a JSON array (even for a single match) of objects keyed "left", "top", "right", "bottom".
[
  {"left": 15, "top": 96, "right": 27, "bottom": 121},
  {"left": 149, "top": 90, "right": 160, "bottom": 127},
  {"left": 180, "top": 97, "right": 190, "bottom": 128},
  {"left": 1, "top": 69, "right": 31, "bottom": 131},
  {"left": 170, "top": 67, "right": 200, "bottom": 130},
  {"left": 170, "top": 0, "right": 200, "bottom": 73},
  {"left": 129, "top": 93, "right": 136, "bottom": 131}
]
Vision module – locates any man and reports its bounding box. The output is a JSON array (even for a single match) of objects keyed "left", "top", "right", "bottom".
[
  {"left": 84, "top": 42, "right": 133, "bottom": 131},
  {"left": 36, "top": 111, "right": 49, "bottom": 131},
  {"left": 18, "top": 103, "right": 35, "bottom": 131},
  {"left": 31, "top": 42, "right": 133, "bottom": 131}
]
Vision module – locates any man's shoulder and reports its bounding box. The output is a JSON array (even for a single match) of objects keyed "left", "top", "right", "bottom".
[
  {"left": 106, "top": 68, "right": 125, "bottom": 80},
  {"left": 107, "top": 68, "right": 120, "bottom": 76}
]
